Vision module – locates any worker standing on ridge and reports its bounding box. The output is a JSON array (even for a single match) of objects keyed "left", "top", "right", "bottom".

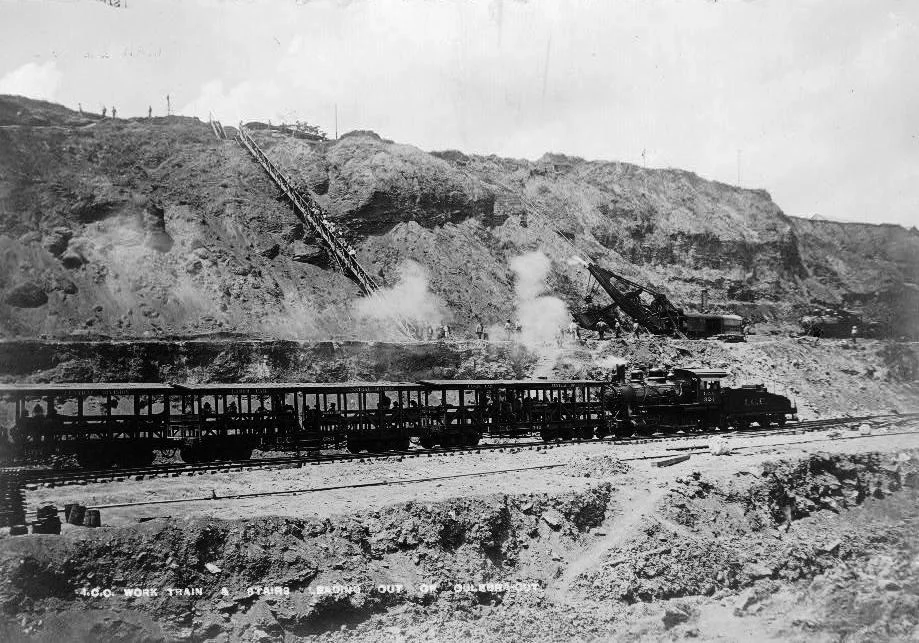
[
  {"left": 850, "top": 325, "right": 858, "bottom": 345},
  {"left": 112, "top": 106, "right": 117, "bottom": 119},
  {"left": 475, "top": 318, "right": 484, "bottom": 340},
  {"left": 101, "top": 106, "right": 107, "bottom": 118},
  {"left": 614, "top": 319, "right": 622, "bottom": 338},
  {"left": 633, "top": 321, "right": 641, "bottom": 339},
  {"left": 148, "top": 105, "right": 152, "bottom": 118},
  {"left": 504, "top": 319, "right": 513, "bottom": 341}
]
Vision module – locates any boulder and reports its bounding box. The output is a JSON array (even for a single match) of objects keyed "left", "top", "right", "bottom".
[
  {"left": 291, "top": 242, "right": 326, "bottom": 265},
  {"left": 541, "top": 508, "right": 564, "bottom": 530},
  {"left": 61, "top": 247, "right": 87, "bottom": 269},
  {"left": 42, "top": 227, "right": 72, "bottom": 256},
  {"left": 4, "top": 281, "right": 48, "bottom": 308},
  {"left": 259, "top": 243, "right": 281, "bottom": 260}
]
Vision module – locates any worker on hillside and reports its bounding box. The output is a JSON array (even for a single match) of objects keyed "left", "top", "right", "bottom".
[
  {"left": 567, "top": 321, "right": 581, "bottom": 342},
  {"left": 78, "top": 103, "right": 82, "bottom": 114},
  {"left": 614, "top": 319, "right": 622, "bottom": 339},
  {"left": 633, "top": 321, "right": 641, "bottom": 339},
  {"left": 475, "top": 318, "right": 485, "bottom": 340},
  {"left": 514, "top": 320, "right": 522, "bottom": 335},
  {"left": 148, "top": 106, "right": 152, "bottom": 118},
  {"left": 112, "top": 106, "right": 116, "bottom": 119},
  {"left": 101, "top": 106, "right": 107, "bottom": 118},
  {"left": 595, "top": 319, "right": 610, "bottom": 340},
  {"left": 850, "top": 325, "right": 858, "bottom": 345},
  {"left": 504, "top": 319, "right": 513, "bottom": 341}
]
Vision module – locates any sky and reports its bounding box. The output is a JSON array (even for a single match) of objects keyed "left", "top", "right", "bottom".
[{"left": 0, "top": 0, "right": 916, "bottom": 227}]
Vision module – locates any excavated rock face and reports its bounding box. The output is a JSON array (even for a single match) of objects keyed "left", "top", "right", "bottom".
[
  {"left": 260, "top": 130, "right": 499, "bottom": 237},
  {"left": 0, "top": 95, "right": 917, "bottom": 338},
  {"left": 140, "top": 199, "right": 174, "bottom": 253}
]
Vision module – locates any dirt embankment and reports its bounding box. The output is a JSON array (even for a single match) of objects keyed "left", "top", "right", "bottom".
[
  {"left": 0, "top": 338, "right": 539, "bottom": 385},
  {"left": 2, "top": 95, "right": 918, "bottom": 340},
  {"left": 2, "top": 450, "right": 919, "bottom": 641}
]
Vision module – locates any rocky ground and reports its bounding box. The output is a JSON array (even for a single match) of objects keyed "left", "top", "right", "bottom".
[{"left": 3, "top": 424, "right": 919, "bottom": 641}]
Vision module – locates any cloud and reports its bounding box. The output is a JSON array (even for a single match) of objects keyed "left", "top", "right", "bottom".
[{"left": 0, "top": 61, "right": 62, "bottom": 100}]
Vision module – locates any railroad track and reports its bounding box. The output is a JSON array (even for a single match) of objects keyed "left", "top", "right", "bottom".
[
  {"left": 3, "top": 412, "right": 918, "bottom": 528},
  {"left": 21, "top": 419, "right": 919, "bottom": 519}
]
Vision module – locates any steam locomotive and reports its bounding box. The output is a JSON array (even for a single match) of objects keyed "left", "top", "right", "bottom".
[
  {"left": 602, "top": 367, "right": 796, "bottom": 436},
  {"left": 0, "top": 370, "right": 796, "bottom": 468}
]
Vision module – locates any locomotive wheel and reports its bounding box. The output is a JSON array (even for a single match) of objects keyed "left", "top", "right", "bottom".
[
  {"left": 396, "top": 436, "right": 411, "bottom": 451},
  {"left": 419, "top": 436, "right": 436, "bottom": 449},
  {"left": 777, "top": 417, "right": 787, "bottom": 427},
  {"left": 180, "top": 446, "right": 200, "bottom": 464},
  {"left": 464, "top": 432, "right": 481, "bottom": 447},
  {"left": 581, "top": 427, "right": 594, "bottom": 440},
  {"left": 540, "top": 429, "right": 555, "bottom": 443},
  {"left": 346, "top": 439, "right": 363, "bottom": 454},
  {"left": 235, "top": 445, "right": 253, "bottom": 460}
]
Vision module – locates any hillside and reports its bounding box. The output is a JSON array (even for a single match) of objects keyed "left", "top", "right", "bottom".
[{"left": 1, "top": 94, "right": 917, "bottom": 339}]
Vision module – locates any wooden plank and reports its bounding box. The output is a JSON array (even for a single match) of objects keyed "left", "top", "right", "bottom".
[{"left": 655, "top": 454, "right": 691, "bottom": 468}]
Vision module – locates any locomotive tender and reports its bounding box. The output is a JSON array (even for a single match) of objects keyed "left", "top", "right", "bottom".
[{"left": 0, "top": 370, "right": 795, "bottom": 468}]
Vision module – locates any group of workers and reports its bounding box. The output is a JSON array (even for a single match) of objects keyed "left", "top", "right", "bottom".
[{"left": 77, "top": 103, "right": 161, "bottom": 120}]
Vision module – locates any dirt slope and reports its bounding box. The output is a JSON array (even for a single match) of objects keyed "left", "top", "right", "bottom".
[{"left": 1, "top": 94, "right": 918, "bottom": 340}]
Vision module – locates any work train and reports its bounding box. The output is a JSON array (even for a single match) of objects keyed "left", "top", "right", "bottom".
[{"left": 0, "top": 369, "right": 796, "bottom": 468}]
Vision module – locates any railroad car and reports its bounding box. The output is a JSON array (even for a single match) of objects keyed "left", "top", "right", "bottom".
[
  {"left": 0, "top": 373, "right": 796, "bottom": 468},
  {"left": 417, "top": 379, "right": 606, "bottom": 445}
]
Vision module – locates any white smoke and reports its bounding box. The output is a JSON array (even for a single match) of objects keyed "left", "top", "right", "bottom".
[
  {"left": 567, "top": 255, "right": 589, "bottom": 268},
  {"left": 595, "top": 355, "right": 627, "bottom": 370},
  {"left": 509, "top": 251, "right": 571, "bottom": 349},
  {"left": 355, "top": 260, "right": 447, "bottom": 339}
]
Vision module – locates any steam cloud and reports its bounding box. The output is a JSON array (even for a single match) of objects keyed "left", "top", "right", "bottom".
[
  {"left": 508, "top": 251, "right": 571, "bottom": 348},
  {"left": 355, "top": 260, "right": 447, "bottom": 339}
]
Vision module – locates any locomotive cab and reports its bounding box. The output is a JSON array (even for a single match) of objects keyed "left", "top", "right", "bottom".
[{"left": 669, "top": 368, "right": 728, "bottom": 407}]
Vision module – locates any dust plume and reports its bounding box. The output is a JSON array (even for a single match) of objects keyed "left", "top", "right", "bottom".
[
  {"left": 509, "top": 250, "right": 571, "bottom": 349},
  {"left": 354, "top": 260, "right": 447, "bottom": 339}
]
